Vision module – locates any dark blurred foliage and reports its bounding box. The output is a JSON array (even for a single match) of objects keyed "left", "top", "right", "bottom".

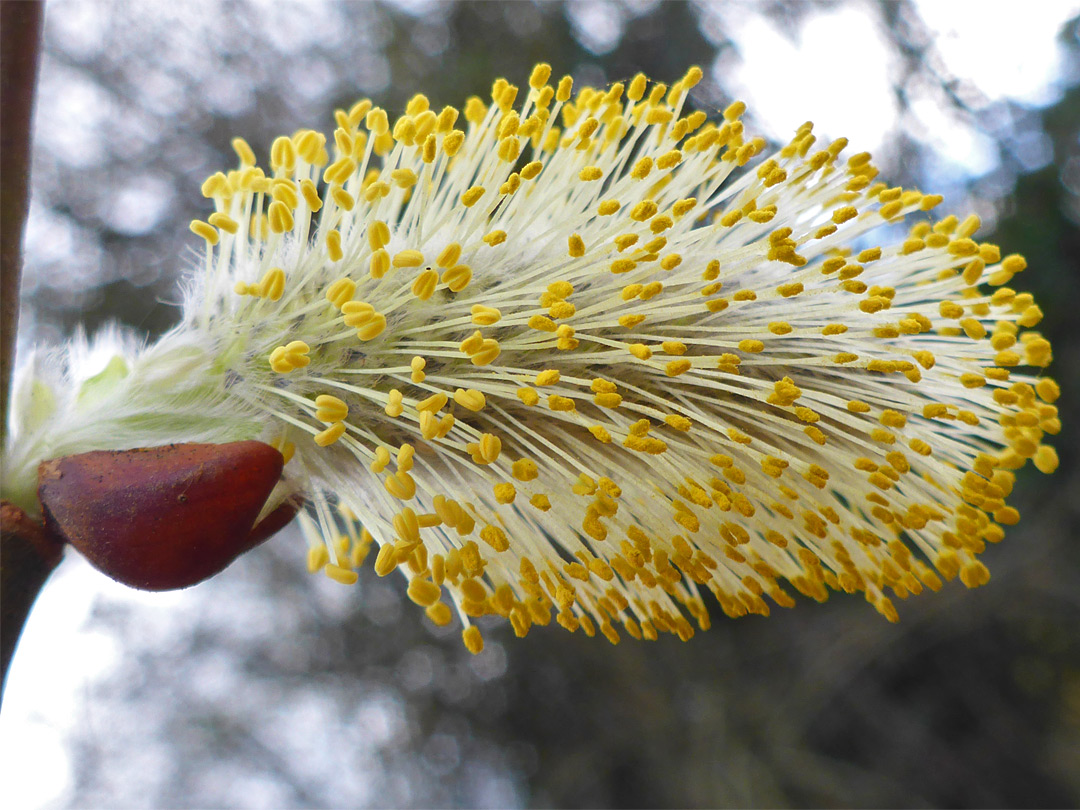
[{"left": 13, "top": 1, "right": 1080, "bottom": 807}]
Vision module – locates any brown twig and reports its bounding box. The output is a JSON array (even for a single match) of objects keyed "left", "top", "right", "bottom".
[
  {"left": 1, "top": 1, "right": 47, "bottom": 708},
  {"left": 1, "top": 501, "right": 63, "bottom": 704},
  {"left": 1, "top": 1, "right": 43, "bottom": 442}
]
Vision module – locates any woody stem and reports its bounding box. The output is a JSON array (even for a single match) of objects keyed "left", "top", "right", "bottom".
[{"left": 1, "top": 1, "right": 49, "bottom": 709}]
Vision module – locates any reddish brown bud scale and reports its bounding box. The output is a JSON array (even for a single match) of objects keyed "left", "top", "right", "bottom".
[{"left": 38, "top": 441, "right": 289, "bottom": 590}]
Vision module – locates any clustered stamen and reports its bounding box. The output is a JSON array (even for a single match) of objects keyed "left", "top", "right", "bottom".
[{"left": 181, "top": 63, "right": 1059, "bottom": 653}]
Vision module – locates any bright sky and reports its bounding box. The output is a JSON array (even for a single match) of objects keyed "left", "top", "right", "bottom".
[
  {"left": 713, "top": 0, "right": 1077, "bottom": 175},
  {"left": 2, "top": 2, "right": 1077, "bottom": 808}
]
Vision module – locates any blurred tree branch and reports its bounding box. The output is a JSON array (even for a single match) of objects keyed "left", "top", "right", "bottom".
[
  {"left": 1, "top": 0, "right": 42, "bottom": 441},
  {"left": 1, "top": 1, "right": 53, "bottom": 709}
]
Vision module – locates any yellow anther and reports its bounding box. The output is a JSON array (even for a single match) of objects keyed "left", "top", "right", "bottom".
[
  {"left": 650, "top": 216, "right": 673, "bottom": 234},
  {"left": 325, "top": 278, "right": 356, "bottom": 309},
  {"left": 459, "top": 330, "right": 484, "bottom": 356},
  {"left": 271, "top": 180, "right": 299, "bottom": 208},
  {"left": 294, "top": 129, "right": 327, "bottom": 165},
  {"left": 363, "top": 180, "right": 390, "bottom": 202},
  {"left": 1036, "top": 378, "right": 1060, "bottom": 403},
  {"left": 630, "top": 200, "right": 658, "bottom": 222},
  {"left": 364, "top": 107, "right": 389, "bottom": 135},
  {"left": 267, "top": 201, "right": 294, "bottom": 234},
  {"left": 526, "top": 62, "right": 552, "bottom": 90},
  {"left": 230, "top": 136, "right": 256, "bottom": 167},
  {"left": 483, "top": 230, "right": 507, "bottom": 247},
  {"left": 638, "top": 282, "right": 664, "bottom": 301},
  {"left": 548, "top": 301, "right": 575, "bottom": 319},
  {"left": 462, "top": 625, "right": 484, "bottom": 654},
  {"left": 189, "top": 219, "right": 219, "bottom": 245},
  {"left": 393, "top": 249, "right": 424, "bottom": 268},
  {"left": 419, "top": 411, "right": 439, "bottom": 440},
  {"left": 493, "top": 482, "right": 517, "bottom": 504},
  {"left": 200, "top": 172, "right": 228, "bottom": 198},
  {"left": 323, "top": 229, "right": 343, "bottom": 263},
  {"left": 435, "top": 242, "right": 462, "bottom": 269},
  {"left": 521, "top": 161, "right": 543, "bottom": 180},
  {"left": 295, "top": 180, "right": 319, "bottom": 212},
  {"left": 479, "top": 433, "right": 502, "bottom": 464},
  {"left": 314, "top": 421, "right": 346, "bottom": 447},
  {"left": 512, "top": 458, "right": 539, "bottom": 482},
  {"left": 307, "top": 544, "right": 330, "bottom": 573},
  {"left": 776, "top": 282, "right": 804, "bottom": 297},
  {"left": 594, "top": 392, "right": 622, "bottom": 409},
  {"left": 722, "top": 100, "right": 746, "bottom": 122},
  {"left": 271, "top": 437, "right": 295, "bottom": 466},
  {"left": 269, "top": 136, "right": 296, "bottom": 174},
  {"left": 341, "top": 300, "right": 375, "bottom": 327},
  {"left": 420, "top": 602, "right": 450, "bottom": 627},
  {"left": 434, "top": 128, "right": 462, "bottom": 157},
  {"left": 499, "top": 173, "right": 521, "bottom": 196},
  {"left": 407, "top": 578, "right": 442, "bottom": 607},
  {"left": 388, "top": 115, "right": 414, "bottom": 146},
  {"left": 657, "top": 150, "right": 682, "bottom": 170},
  {"left": 960, "top": 373, "right": 986, "bottom": 389},
  {"left": 412, "top": 268, "right": 439, "bottom": 300},
  {"left": 497, "top": 137, "right": 520, "bottom": 163},
  {"left": 253, "top": 267, "right": 284, "bottom": 301},
  {"left": 330, "top": 186, "right": 355, "bottom": 212},
  {"left": 417, "top": 392, "right": 448, "bottom": 413},
  {"left": 471, "top": 338, "right": 501, "bottom": 366},
  {"left": 314, "top": 394, "right": 348, "bottom": 423},
  {"left": 269, "top": 340, "right": 310, "bottom": 373},
  {"left": 463, "top": 303, "right": 502, "bottom": 327},
  {"left": 385, "top": 471, "right": 417, "bottom": 500},
  {"left": 419, "top": 134, "right": 437, "bottom": 163},
  {"left": 442, "top": 264, "right": 472, "bottom": 292},
  {"left": 206, "top": 212, "right": 239, "bottom": 235},
  {"left": 631, "top": 157, "right": 653, "bottom": 180},
  {"left": 355, "top": 313, "right": 387, "bottom": 341},
  {"left": 361, "top": 223, "right": 388, "bottom": 254},
  {"left": 390, "top": 168, "right": 418, "bottom": 188},
  {"left": 323, "top": 156, "right": 356, "bottom": 186},
  {"left": 666, "top": 359, "right": 692, "bottom": 377},
  {"left": 568, "top": 234, "right": 586, "bottom": 258},
  {"left": 534, "top": 369, "right": 560, "bottom": 386},
  {"left": 373, "top": 543, "right": 398, "bottom": 577},
  {"left": 438, "top": 389, "right": 483, "bottom": 417},
  {"left": 385, "top": 389, "right": 404, "bottom": 418},
  {"left": 547, "top": 394, "right": 575, "bottom": 412}
]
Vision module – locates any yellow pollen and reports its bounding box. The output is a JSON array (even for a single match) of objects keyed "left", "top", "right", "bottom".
[{"left": 493, "top": 482, "right": 517, "bottom": 504}]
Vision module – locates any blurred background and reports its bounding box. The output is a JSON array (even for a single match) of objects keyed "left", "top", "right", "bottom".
[{"left": 2, "top": 0, "right": 1079, "bottom": 807}]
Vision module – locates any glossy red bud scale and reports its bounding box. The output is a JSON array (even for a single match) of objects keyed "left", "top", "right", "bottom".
[{"left": 38, "top": 441, "right": 292, "bottom": 590}]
